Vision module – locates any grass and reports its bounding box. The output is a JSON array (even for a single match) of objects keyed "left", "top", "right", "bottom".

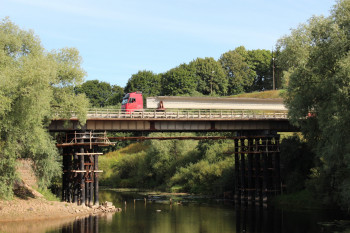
[
  {"left": 100, "top": 143, "right": 148, "bottom": 187},
  {"left": 37, "top": 188, "right": 60, "bottom": 201},
  {"left": 231, "top": 90, "right": 284, "bottom": 99}
]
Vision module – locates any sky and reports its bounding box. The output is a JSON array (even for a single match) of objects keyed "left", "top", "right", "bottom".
[{"left": 1, "top": 0, "right": 335, "bottom": 87}]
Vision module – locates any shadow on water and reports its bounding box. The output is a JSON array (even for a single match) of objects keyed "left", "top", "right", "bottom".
[{"left": 235, "top": 203, "right": 350, "bottom": 233}]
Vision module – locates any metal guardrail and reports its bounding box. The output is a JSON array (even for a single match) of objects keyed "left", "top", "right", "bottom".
[{"left": 86, "top": 109, "right": 288, "bottom": 119}]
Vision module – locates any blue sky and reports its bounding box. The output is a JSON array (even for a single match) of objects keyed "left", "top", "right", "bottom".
[{"left": 1, "top": 0, "right": 334, "bottom": 87}]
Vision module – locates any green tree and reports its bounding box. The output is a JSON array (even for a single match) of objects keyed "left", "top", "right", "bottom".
[
  {"left": 124, "top": 70, "right": 161, "bottom": 98},
  {"left": 190, "top": 57, "right": 228, "bottom": 95},
  {"left": 247, "top": 49, "right": 273, "bottom": 91},
  {"left": 170, "top": 135, "right": 234, "bottom": 194},
  {"left": 50, "top": 47, "right": 89, "bottom": 123},
  {"left": 278, "top": 0, "right": 350, "bottom": 208},
  {"left": 161, "top": 63, "right": 197, "bottom": 96},
  {"left": 142, "top": 133, "right": 199, "bottom": 187},
  {"left": 76, "top": 80, "right": 123, "bottom": 107},
  {"left": 0, "top": 18, "right": 88, "bottom": 198},
  {"left": 219, "top": 46, "right": 256, "bottom": 95},
  {"left": 107, "top": 85, "right": 124, "bottom": 106}
]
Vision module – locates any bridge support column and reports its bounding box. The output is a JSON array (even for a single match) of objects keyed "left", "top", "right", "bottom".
[
  {"left": 255, "top": 139, "right": 261, "bottom": 204},
  {"left": 58, "top": 131, "right": 109, "bottom": 206},
  {"left": 73, "top": 151, "right": 79, "bottom": 204},
  {"left": 247, "top": 138, "right": 254, "bottom": 204},
  {"left": 234, "top": 135, "right": 282, "bottom": 206},
  {"left": 94, "top": 150, "right": 99, "bottom": 206},
  {"left": 62, "top": 147, "right": 68, "bottom": 202},
  {"left": 234, "top": 139, "right": 240, "bottom": 203},
  {"left": 240, "top": 139, "right": 246, "bottom": 204},
  {"left": 66, "top": 150, "right": 72, "bottom": 203},
  {"left": 79, "top": 144, "right": 85, "bottom": 206}
]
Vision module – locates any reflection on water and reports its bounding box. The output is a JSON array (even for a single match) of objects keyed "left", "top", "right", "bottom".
[
  {"left": 235, "top": 204, "right": 350, "bottom": 233},
  {"left": 0, "top": 217, "right": 86, "bottom": 233},
  {"left": 46, "top": 213, "right": 114, "bottom": 233},
  {"left": 236, "top": 206, "right": 275, "bottom": 233},
  {"left": 60, "top": 215, "right": 98, "bottom": 233},
  {"left": 51, "top": 191, "right": 349, "bottom": 233},
  {"left": 2, "top": 190, "right": 349, "bottom": 233}
]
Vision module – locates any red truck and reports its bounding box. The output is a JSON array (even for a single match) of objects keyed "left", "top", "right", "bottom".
[
  {"left": 121, "top": 92, "right": 287, "bottom": 112},
  {"left": 121, "top": 91, "right": 143, "bottom": 112}
]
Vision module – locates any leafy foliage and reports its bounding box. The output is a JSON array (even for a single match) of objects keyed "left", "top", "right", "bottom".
[
  {"left": 278, "top": 0, "right": 350, "bottom": 208},
  {"left": 170, "top": 138, "right": 234, "bottom": 194},
  {"left": 125, "top": 70, "right": 161, "bottom": 98},
  {"left": 76, "top": 80, "right": 124, "bottom": 107},
  {"left": 161, "top": 64, "right": 197, "bottom": 96},
  {"left": 100, "top": 133, "right": 235, "bottom": 195},
  {"left": 247, "top": 49, "right": 273, "bottom": 91},
  {"left": 190, "top": 57, "right": 228, "bottom": 96},
  {"left": 142, "top": 133, "right": 199, "bottom": 187},
  {"left": 219, "top": 46, "right": 256, "bottom": 94},
  {"left": 0, "top": 18, "right": 88, "bottom": 198},
  {"left": 120, "top": 47, "right": 274, "bottom": 98}
]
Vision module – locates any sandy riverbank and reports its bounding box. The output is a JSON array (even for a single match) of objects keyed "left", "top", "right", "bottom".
[
  {"left": 0, "top": 159, "right": 121, "bottom": 232},
  {"left": 0, "top": 197, "right": 101, "bottom": 222},
  {"left": 0, "top": 197, "right": 120, "bottom": 233}
]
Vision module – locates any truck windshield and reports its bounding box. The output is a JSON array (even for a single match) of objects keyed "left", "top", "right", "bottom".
[{"left": 122, "top": 94, "right": 129, "bottom": 105}]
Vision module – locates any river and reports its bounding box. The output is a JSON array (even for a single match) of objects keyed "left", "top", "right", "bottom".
[{"left": 13, "top": 190, "right": 350, "bottom": 232}]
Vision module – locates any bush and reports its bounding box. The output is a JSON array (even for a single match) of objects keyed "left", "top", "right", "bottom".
[{"left": 99, "top": 134, "right": 235, "bottom": 196}]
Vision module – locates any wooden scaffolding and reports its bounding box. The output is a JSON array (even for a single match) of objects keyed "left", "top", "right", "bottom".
[{"left": 57, "top": 131, "right": 114, "bottom": 206}]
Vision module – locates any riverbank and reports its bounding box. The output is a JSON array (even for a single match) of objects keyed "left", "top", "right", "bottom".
[
  {"left": 0, "top": 196, "right": 122, "bottom": 233},
  {"left": 0, "top": 197, "right": 120, "bottom": 223},
  {"left": 0, "top": 159, "right": 121, "bottom": 223}
]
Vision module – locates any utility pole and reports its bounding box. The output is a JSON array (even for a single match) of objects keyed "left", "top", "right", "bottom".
[
  {"left": 211, "top": 71, "right": 215, "bottom": 95},
  {"left": 272, "top": 49, "right": 275, "bottom": 90}
]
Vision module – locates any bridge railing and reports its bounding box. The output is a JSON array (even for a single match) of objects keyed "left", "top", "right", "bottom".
[{"left": 86, "top": 109, "right": 288, "bottom": 119}]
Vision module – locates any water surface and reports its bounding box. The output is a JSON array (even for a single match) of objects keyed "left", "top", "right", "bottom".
[{"left": 4, "top": 190, "right": 350, "bottom": 233}]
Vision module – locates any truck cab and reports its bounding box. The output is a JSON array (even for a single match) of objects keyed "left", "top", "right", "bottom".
[{"left": 121, "top": 92, "right": 143, "bottom": 112}]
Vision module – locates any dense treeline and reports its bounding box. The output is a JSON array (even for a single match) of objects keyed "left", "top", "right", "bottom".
[{"left": 80, "top": 47, "right": 278, "bottom": 108}]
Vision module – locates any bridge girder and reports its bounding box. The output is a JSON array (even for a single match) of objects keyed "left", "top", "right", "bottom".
[{"left": 49, "top": 118, "right": 297, "bottom": 132}]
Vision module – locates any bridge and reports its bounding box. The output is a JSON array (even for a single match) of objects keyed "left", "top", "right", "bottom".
[
  {"left": 52, "top": 108, "right": 296, "bottom": 208},
  {"left": 49, "top": 109, "right": 295, "bottom": 133}
]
